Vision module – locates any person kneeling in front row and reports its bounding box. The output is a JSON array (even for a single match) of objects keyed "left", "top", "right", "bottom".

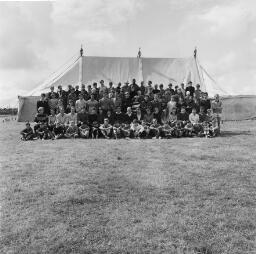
[
  {"left": 99, "top": 118, "right": 113, "bottom": 139},
  {"left": 20, "top": 122, "right": 34, "bottom": 141},
  {"left": 65, "top": 121, "right": 79, "bottom": 138}
]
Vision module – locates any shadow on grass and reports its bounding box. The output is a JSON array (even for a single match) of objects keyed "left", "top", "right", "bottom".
[{"left": 220, "top": 130, "right": 252, "bottom": 137}]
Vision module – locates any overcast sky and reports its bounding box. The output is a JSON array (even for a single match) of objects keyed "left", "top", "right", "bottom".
[{"left": 0, "top": 0, "right": 255, "bottom": 106}]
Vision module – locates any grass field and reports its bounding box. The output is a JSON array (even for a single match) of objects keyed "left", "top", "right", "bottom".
[{"left": 0, "top": 121, "right": 256, "bottom": 254}]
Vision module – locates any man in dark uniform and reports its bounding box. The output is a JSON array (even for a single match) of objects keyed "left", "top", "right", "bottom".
[
  {"left": 37, "top": 93, "right": 50, "bottom": 115},
  {"left": 185, "top": 81, "right": 195, "bottom": 97}
]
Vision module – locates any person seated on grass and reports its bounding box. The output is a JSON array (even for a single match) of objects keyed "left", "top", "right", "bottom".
[
  {"left": 66, "top": 106, "right": 77, "bottom": 125},
  {"left": 202, "top": 121, "right": 210, "bottom": 138},
  {"left": 99, "top": 118, "right": 113, "bottom": 139},
  {"left": 201, "top": 109, "right": 217, "bottom": 138},
  {"left": 53, "top": 121, "right": 65, "bottom": 139},
  {"left": 205, "top": 109, "right": 213, "bottom": 122},
  {"left": 121, "top": 122, "right": 132, "bottom": 139},
  {"left": 175, "top": 120, "right": 185, "bottom": 138},
  {"left": 189, "top": 107, "right": 201, "bottom": 135},
  {"left": 149, "top": 118, "right": 161, "bottom": 139},
  {"left": 36, "top": 122, "right": 53, "bottom": 140},
  {"left": 91, "top": 120, "right": 99, "bottom": 139},
  {"left": 199, "top": 106, "right": 207, "bottom": 123},
  {"left": 113, "top": 121, "right": 122, "bottom": 139},
  {"left": 139, "top": 120, "right": 150, "bottom": 139},
  {"left": 79, "top": 121, "right": 90, "bottom": 139},
  {"left": 65, "top": 121, "right": 79, "bottom": 138},
  {"left": 34, "top": 107, "right": 48, "bottom": 133},
  {"left": 77, "top": 107, "right": 88, "bottom": 127},
  {"left": 48, "top": 109, "right": 56, "bottom": 132},
  {"left": 130, "top": 119, "right": 143, "bottom": 139},
  {"left": 184, "top": 122, "right": 193, "bottom": 137},
  {"left": 209, "top": 114, "right": 219, "bottom": 137},
  {"left": 161, "top": 122, "right": 173, "bottom": 139},
  {"left": 197, "top": 106, "right": 209, "bottom": 137},
  {"left": 20, "top": 122, "right": 34, "bottom": 141},
  {"left": 143, "top": 107, "right": 153, "bottom": 125}
]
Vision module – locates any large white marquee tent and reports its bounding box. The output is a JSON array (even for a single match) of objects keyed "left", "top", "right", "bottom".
[{"left": 17, "top": 49, "right": 228, "bottom": 122}]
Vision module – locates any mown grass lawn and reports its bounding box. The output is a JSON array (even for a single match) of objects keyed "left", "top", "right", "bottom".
[{"left": 0, "top": 121, "right": 256, "bottom": 254}]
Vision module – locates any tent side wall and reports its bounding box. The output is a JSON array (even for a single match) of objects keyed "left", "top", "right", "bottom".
[
  {"left": 17, "top": 96, "right": 40, "bottom": 122},
  {"left": 222, "top": 96, "right": 256, "bottom": 121}
]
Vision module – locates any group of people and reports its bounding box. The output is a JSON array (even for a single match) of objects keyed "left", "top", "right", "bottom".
[{"left": 20, "top": 79, "right": 223, "bottom": 140}]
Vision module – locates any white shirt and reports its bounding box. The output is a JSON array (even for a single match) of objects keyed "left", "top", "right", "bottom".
[
  {"left": 56, "top": 113, "right": 68, "bottom": 125},
  {"left": 189, "top": 113, "right": 199, "bottom": 124},
  {"left": 167, "top": 101, "right": 177, "bottom": 116},
  {"left": 66, "top": 113, "right": 77, "bottom": 125},
  {"left": 75, "top": 99, "right": 87, "bottom": 113}
]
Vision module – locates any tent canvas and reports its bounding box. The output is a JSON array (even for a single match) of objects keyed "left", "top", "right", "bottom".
[
  {"left": 17, "top": 54, "right": 228, "bottom": 122},
  {"left": 82, "top": 56, "right": 141, "bottom": 84},
  {"left": 141, "top": 57, "right": 202, "bottom": 89},
  {"left": 221, "top": 95, "right": 256, "bottom": 121},
  {"left": 18, "top": 96, "right": 40, "bottom": 122}
]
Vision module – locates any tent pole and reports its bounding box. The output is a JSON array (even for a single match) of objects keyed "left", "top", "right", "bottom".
[
  {"left": 194, "top": 47, "right": 203, "bottom": 87},
  {"left": 79, "top": 45, "right": 84, "bottom": 86},
  {"left": 137, "top": 47, "right": 144, "bottom": 84}
]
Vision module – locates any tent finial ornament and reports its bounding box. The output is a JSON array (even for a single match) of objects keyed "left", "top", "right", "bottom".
[
  {"left": 80, "top": 45, "right": 84, "bottom": 57},
  {"left": 194, "top": 47, "right": 197, "bottom": 58},
  {"left": 137, "top": 47, "right": 142, "bottom": 58}
]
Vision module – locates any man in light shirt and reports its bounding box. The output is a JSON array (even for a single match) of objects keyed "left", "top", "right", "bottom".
[
  {"left": 75, "top": 93, "right": 87, "bottom": 113},
  {"left": 189, "top": 107, "right": 201, "bottom": 135},
  {"left": 189, "top": 107, "right": 199, "bottom": 124},
  {"left": 56, "top": 107, "right": 68, "bottom": 128},
  {"left": 66, "top": 106, "right": 77, "bottom": 125},
  {"left": 167, "top": 96, "right": 177, "bottom": 118}
]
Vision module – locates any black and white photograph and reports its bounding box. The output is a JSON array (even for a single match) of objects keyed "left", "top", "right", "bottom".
[{"left": 0, "top": 0, "right": 256, "bottom": 253}]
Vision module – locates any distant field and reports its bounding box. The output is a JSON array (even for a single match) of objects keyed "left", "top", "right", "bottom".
[
  {"left": 0, "top": 115, "right": 17, "bottom": 121},
  {"left": 0, "top": 121, "right": 256, "bottom": 254}
]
